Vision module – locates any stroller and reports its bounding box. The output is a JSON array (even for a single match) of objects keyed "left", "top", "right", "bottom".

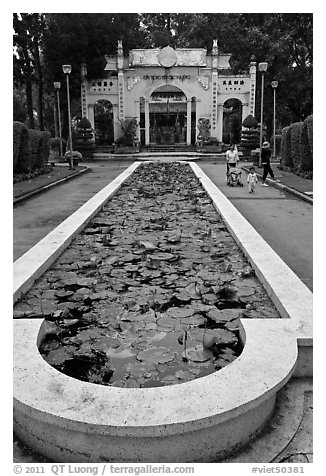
[{"left": 227, "top": 163, "right": 243, "bottom": 187}]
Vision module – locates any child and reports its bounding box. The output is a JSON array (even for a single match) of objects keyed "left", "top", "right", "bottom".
[{"left": 247, "top": 166, "right": 258, "bottom": 193}]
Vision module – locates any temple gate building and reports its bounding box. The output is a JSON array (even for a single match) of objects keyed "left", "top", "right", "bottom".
[{"left": 80, "top": 40, "right": 257, "bottom": 147}]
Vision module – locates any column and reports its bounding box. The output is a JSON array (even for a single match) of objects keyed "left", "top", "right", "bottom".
[
  {"left": 145, "top": 100, "right": 150, "bottom": 145},
  {"left": 135, "top": 100, "right": 141, "bottom": 143},
  {"left": 186, "top": 100, "right": 192, "bottom": 145},
  {"left": 80, "top": 63, "right": 88, "bottom": 119},
  {"left": 216, "top": 104, "right": 224, "bottom": 143},
  {"left": 242, "top": 103, "right": 250, "bottom": 123},
  {"left": 88, "top": 104, "right": 95, "bottom": 130},
  {"left": 249, "top": 58, "right": 257, "bottom": 117},
  {"left": 211, "top": 72, "right": 218, "bottom": 139}
]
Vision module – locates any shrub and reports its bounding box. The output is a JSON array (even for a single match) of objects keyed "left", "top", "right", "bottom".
[
  {"left": 117, "top": 118, "right": 138, "bottom": 146},
  {"left": 242, "top": 114, "right": 258, "bottom": 129},
  {"left": 280, "top": 126, "right": 292, "bottom": 168},
  {"left": 29, "top": 129, "right": 43, "bottom": 170},
  {"left": 49, "top": 137, "right": 66, "bottom": 152},
  {"left": 29, "top": 130, "right": 50, "bottom": 170},
  {"left": 13, "top": 121, "right": 31, "bottom": 174},
  {"left": 13, "top": 95, "right": 27, "bottom": 122},
  {"left": 65, "top": 150, "right": 82, "bottom": 165},
  {"left": 299, "top": 117, "right": 313, "bottom": 172},
  {"left": 241, "top": 115, "right": 259, "bottom": 157},
  {"left": 305, "top": 115, "right": 313, "bottom": 154},
  {"left": 290, "top": 122, "right": 303, "bottom": 172},
  {"left": 75, "top": 117, "right": 95, "bottom": 158}
]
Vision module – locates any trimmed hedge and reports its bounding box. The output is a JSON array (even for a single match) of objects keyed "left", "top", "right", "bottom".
[
  {"left": 13, "top": 121, "right": 31, "bottom": 174},
  {"left": 300, "top": 116, "right": 313, "bottom": 172},
  {"left": 280, "top": 126, "right": 292, "bottom": 168},
  {"left": 305, "top": 115, "right": 313, "bottom": 153},
  {"left": 280, "top": 115, "right": 313, "bottom": 175},
  {"left": 29, "top": 130, "right": 43, "bottom": 170},
  {"left": 290, "top": 122, "right": 303, "bottom": 172},
  {"left": 13, "top": 122, "right": 50, "bottom": 175},
  {"left": 29, "top": 130, "right": 51, "bottom": 169}
]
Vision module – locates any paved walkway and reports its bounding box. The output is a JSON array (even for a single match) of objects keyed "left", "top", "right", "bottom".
[
  {"left": 13, "top": 160, "right": 134, "bottom": 261},
  {"left": 13, "top": 157, "right": 313, "bottom": 464},
  {"left": 199, "top": 161, "right": 313, "bottom": 291}
]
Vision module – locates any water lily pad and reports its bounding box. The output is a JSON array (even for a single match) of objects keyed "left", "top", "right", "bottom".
[
  {"left": 106, "top": 347, "right": 136, "bottom": 359},
  {"left": 124, "top": 379, "right": 141, "bottom": 388},
  {"left": 156, "top": 315, "right": 177, "bottom": 329},
  {"left": 92, "top": 337, "right": 121, "bottom": 354},
  {"left": 138, "top": 240, "right": 157, "bottom": 250},
  {"left": 137, "top": 346, "right": 176, "bottom": 364},
  {"left": 167, "top": 231, "right": 181, "bottom": 243},
  {"left": 126, "top": 362, "right": 156, "bottom": 377},
  {"left": 151, "top": 252, "right": 175, "bottom": 261},
  {"left": 180, "top": 314, "right": 206, "bottom": 326},
  {"left": 45, "top": 348, "right": 74, "bottom": 366},
  {"left": 161, "top": 375, "right": 181, "bottom": 385},
  {"left": 207, "top": 308, "right": 241, "bottom": 323},
  {"left": 166, "top": 307, "right": 195, "bottom": 319},
  {"left": 186, "top": 345, "right": 214, "bottom": 362},
  {"left": 175, "top": 369, "right": 196, "bottom": 381},
  {"left": 237, "top": 287, "right": 256, "bottom": 297},
  {"left": 206, "top": 329, "right": 238, "bottom": 346}
]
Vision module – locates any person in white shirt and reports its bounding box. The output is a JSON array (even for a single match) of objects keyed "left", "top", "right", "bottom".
[
  {"left": 247, "top": 166, "right": 258, "bottom": 193},
  {"left": 225, "top": 144, "right": 239, "bottom": 175}
]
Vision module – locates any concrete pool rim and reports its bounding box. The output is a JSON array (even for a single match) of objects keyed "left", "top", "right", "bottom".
[{"left": 13, "top": 160, "right": 312, "bottom": 462}]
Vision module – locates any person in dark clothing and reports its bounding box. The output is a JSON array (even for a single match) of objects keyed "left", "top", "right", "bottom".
[{"left": 261, "top": 141, "right": 278, "bottom": 186}]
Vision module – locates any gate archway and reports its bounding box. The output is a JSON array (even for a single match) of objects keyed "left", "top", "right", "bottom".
[
  {"left": 222, "top": 98, "right": 243, "bottom": 145},
  {"left": 149, "top": 85, "right": 187, "bottom": 145},
  {"left": 94, "top": 100, "right": 114, "bottom": 145}
]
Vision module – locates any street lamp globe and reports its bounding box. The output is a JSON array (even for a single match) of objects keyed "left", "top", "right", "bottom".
[
  {"left": 271, "top": 80, "right": 279, "bottom": 89},
  {"left": 53, "top": 81, "right": 61, "bottom": 90},
  {"left": 258, "top": 62, "right": 268, "bottom": 73},
  {"left": 62, "top": 65, "right": 72, "bottom": 75}
]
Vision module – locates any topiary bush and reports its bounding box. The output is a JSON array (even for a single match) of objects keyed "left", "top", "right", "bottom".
[
  {"left": 242, "top": 114, "right": 258, "bottom": 129},
  {"left": 13, "top": 121, "right": 31, "bottom": 174},
  {"left": 241, "top": 115, "right": 259, "bottom": 158},
  {"left": 290, "top": 122, "right": 303, "bottom": 172},
  {"left": 75, "top": 117, "right": 95, "bottom": 158}
]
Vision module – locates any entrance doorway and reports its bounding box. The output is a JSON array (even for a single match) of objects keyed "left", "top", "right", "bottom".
[
  {"left": 149, "top": 85, "right": 187, "bottom": 145},
  {"left": 222, "top": 98, "right": 243, "bottom": 145},
  {"left": 94, "top": 100, "right": 114, "bottom": 145}
]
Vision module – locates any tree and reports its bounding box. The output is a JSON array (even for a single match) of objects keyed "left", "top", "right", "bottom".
[
  {"left": 13, "top": 14, "right": 35, "bottom": 128},
  {"left": 13, "top": 95, "right": 27, "bottom": 122},
  {"left": 13, "top": 13, "right": 47, "bottom": 129}
]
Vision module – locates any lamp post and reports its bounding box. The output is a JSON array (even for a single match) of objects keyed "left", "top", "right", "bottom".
[
  {"left": 54, "top": 82, "right": 63, "bottom": 159},
  {"left": 271, "top": 80, "right": 279, "bottom": 160},
  {"left": 62, "top": 65, "right": 74, "bottom": 170},
  {"left": 258, "top": 62, "right": 268, "bottom": 167}
]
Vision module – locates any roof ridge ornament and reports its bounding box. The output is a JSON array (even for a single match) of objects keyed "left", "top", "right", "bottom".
[{"left": 158, "top": 46, "right": 177, "bottom": 68}]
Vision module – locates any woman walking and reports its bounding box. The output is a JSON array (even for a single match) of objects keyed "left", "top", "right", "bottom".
[
  {"left": 226, "top": 144, "right": 239, "bottom": 179},
  {"left": 261, "top": 141, "right": 277, "bottom": 186}
]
